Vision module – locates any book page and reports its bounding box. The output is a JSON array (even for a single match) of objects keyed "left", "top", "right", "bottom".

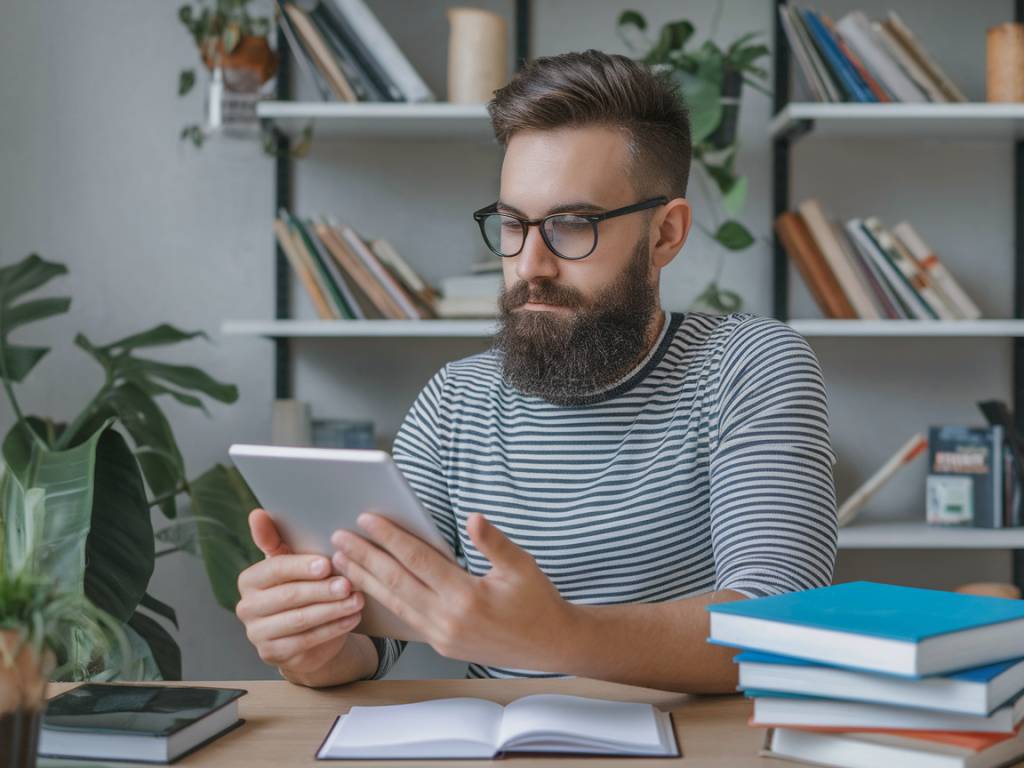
[
  {"left": 318, "top": 697, "right": 502, "bottom": 758},
  {"left": 497, "top": 694, "right": 665, "bottom": 753}
]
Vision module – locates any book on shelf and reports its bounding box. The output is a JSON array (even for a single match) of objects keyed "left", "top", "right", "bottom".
[
  {"left": 275, "top": 0, "right": 434, "bottom": 103},
  {"left": 709, "top": 581, "right": 1024, "bottom": 768},
  {"left": 315, "top": 694, "right": 679, "bottom": 759},
  {"left": 39, "top": 684, "right": 246, "bottom": 764},
  {"left": 435, "top": 271, "right": 502, "bottom": 318},
  {"left": 837, "top": 433, "right": 927, "bottom": 527},
  {"left": 775, "top": 199, "right": 981, "bottom": 321},
  {"left": 779, "top": 4, "right": 966, "bottom": 104}
]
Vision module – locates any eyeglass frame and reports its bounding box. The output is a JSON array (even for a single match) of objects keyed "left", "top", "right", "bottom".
[{"left": 472, "top": 196, "right": 670, "bottom": 261}]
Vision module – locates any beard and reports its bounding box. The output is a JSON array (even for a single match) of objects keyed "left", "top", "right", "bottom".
[{"left": 493, "top": 238, "right": 659, "bottom": 406}]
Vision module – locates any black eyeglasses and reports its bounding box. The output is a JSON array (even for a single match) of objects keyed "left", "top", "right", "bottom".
[{"left": 472, "top": 196, "right": 669, "bottom": 261}]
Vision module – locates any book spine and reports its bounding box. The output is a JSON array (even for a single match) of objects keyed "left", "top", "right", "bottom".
[
  {"left": 309, "top": 3, "right": 380, "bottom": 101},
  {"left": 798, "top": 199, "right": 879, "bottom": 318},
  {"left": 337, "top": 223, "right": 420, "bottom": 319},
  {"left": 801, "top": 9, "right": 875, "bottom": 102},
  {"left": 821, "top": 14, "right": 893, "bottom": 102},
  {"left": 891, "top": 222, "right": 982, "bottom": 320},
  {"left": 835, "top": 12, "right": 927, "bottom": 102},
  {"left": 284, "top": 3, "right": 357, "bottom": 101},
  {"left": 775, "top": 212, "right": 857, "bottom": 319},
  {"left": 273, "top": 218, "right": 336, "bottom": 319},
  {"left": 845, "top": 220, "right": 915, "bottom": 318},
  {"left": 320, "top": 0, "right": 402, "bottom": 101},
  {"left": 304, "top": 218, "right": 365, "bottom": 319},
  {"left": 274, "top": 0, "right": 333, "bottom": 100},
  {"left": 284, "top": 211, "right": 351, "bottom": 318},
  {"left": 832, "top": 221, "right": 897, "bottom": 318},
  {"left": 860, "top": 219, "right": 938, "bottom": 319},
  {"left": 872, "top": 19, "right": 947, "bottom": 103},
  {"left": 778, "top": 5, "right": 827, "bottom": 102},
  {"left": 885, "top": 12, "right": 968, "bottom": 102}
]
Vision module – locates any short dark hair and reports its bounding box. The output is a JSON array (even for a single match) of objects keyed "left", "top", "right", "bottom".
[{"left": 487, "top": 49, "right": 691, "bottom": 200}]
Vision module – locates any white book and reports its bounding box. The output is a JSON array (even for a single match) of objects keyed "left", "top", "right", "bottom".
[
  {"left": 845, "top": 219, "right": 930, "bottom": 319},
  {"left": 788, "top": 6, "right": 842, "bottom": 103},
  {"left": 751, "top": 689, "right": 1024, "bottom": 733},
  {"left": 798, "top": 200, "right": 879, "bottom": 319},
  {"left": 436, "top": 295, "right": 498, "bottom": 318},
  {"left": 778, "top": 5, "right": 827, "bottom": 102},
  {"left": 864, "top": 217, "right": 947, "bottom": 319},
  {"left": 836, "top": 11, "right": 926, "bottom": 102},
  {"left": 767, "top": 726, "right": 1024, "bottom": 768},
  {"left": 441, "top": 272, "right": 503, "bottom": 299},
  {"left": 871, "top": 19, "right": 947, "bottom": 103},
  {"left": 888, "top": 231, "right": 959, "bottom": 320},
  {"left": 330, "top": 0, "right": 435, "bottom": 103},
  {"left": 316, "top": 694, "right": 679, "bottom": 759},
  {"left": 886, "top": 11, "right": 968, "bottom": 102},
  {"left": 739, "top": 652, "right": 1024, "bottom": 716},
  {"left": 837, "top": 221, "right": 906, "bottom": 318},
  {"left": 892, "top": 221, "right": 982, "bottom": 320}
]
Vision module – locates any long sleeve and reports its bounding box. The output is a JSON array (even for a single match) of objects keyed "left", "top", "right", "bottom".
[
  {"left": 708, "top": 316, "right": 838, "bottom": 599},
  {"left": 365, "top": 365, "right": 460, "bottom": 678}
]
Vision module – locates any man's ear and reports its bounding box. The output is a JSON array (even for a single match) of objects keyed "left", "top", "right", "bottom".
[{"left": 651, "top": 198, "right": 692, "bottom": 269}]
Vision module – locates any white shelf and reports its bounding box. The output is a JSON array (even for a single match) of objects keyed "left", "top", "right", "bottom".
[
  {"left": 838, "top": 520, "right": 1024, "bottom": 549},
  {"left": 790, "top": 320, "right": 1024, "bottom": 337},
  {"left": 221, "top": 319, "right": 497, "bottom": 338},
  {"left": 770, "top": 102, "right": 1024, "bottom": 140},
  {"left": 256, "top": 101, "right": 496, "bottom": 140},
  {"left": 222, "top": 318, "right": 1024, "bottom": 339}
]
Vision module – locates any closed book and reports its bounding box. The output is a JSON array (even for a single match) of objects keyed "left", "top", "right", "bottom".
[
  {"left": 831, "top": 220, "right": 898, "bottom": 318},
  {"left": 273, "top": 218, "right": 336, "bottom": 319},
  {"left": 764, "top": 723, "right": 1024, "bottom": 768},
  {"left": 285, "top": 211, "right": 355, "bottom": 319},
  {"left": 872, "top": 19, "right": 947, "bottom": 102},
  {"left": 775, "top": 211, "right": 857, "bottom": 319},
  {"left": 748, "top": 688, "right": 1024, "bottom": 733},
  {"left": 283, "top": 3, "right": 357, "bottom": 101},
  {"left": 928, "top": 425, "right": 1004, "bottom": 529},
  {"left": 317, "top": 0, "right": 402, "bottom": 101},
  {"left": 303, "top": 218, "right": 365, "bottom": 319},
  {"left": 821, "top": 13, "right": 893, "bottom": 101},
  {"left": 845, "top": 219, "right": 923, "bottom": 318},
  {"left": 330, "top": 0, "right": 435, "bottom": 103},
  {"left": 370, "top": 239, "right": 438, "bottom": 318},
  {"left": 334, "top": 220, "right": 420, "bottom": 319},
  {"left": 315, "top": 694, "right": 678, "bottom": 759},
  {"left": 863, "top": 218, "right": 946, "bottom": 320},
  {"left": 313, "top": 219, "right": 391, "bottom": 319},
  {"left": 40, "top": 684, "right": 245, "bottom": 764},
  {"left": 885, "top": 12, "right": 967, "bottom": 102},
  {"left": 436, "top": 296, "right": 498, "bottom": 318},
  {"left": 706, "top": 581, "right": 1024, "bottom": 677},
  {"left": 798, "top": 199, "right": 879, "bottom": 318},
  {"left": 787, "top": 6, "right": 843, "bottom": 102},
  {"left": 274, "top": 0, "right": 333, "bottom": 100},
  {"left": 308, "top": 3, "right": 379, "bottom": 101},
  {"left": 778, "top": 4, "right": 830, "bottom": 102},
  {"left": 737, "top": 650, "right": 1024, "bottom": 716},
  {"left": 836, "top": 11, "right": 927, "bottom": 102},
  {"left": 837, "top": 433, "right": 927, "bottom": 527},
  {"left": 801, "top": 8, "right": 876, "bottom": 102},
  {"left": 892, "top": 222, "right": 982, "bottom": 320}
]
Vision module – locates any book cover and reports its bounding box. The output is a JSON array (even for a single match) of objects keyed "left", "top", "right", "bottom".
[
  {"left": 835, "top": 11, "right": 927, "bottom": 103},
  {"left": 775, "top": 211, "right": 857, "bottom": 319},
  {"left": 927, "top": 425, "right": 1003, "bottom": 529},
  {"left": 284, "top": 3, "right": 357, "bottom": 101},
  {"left": 801, "top": 8, "right": 876, "bottom": 102}
]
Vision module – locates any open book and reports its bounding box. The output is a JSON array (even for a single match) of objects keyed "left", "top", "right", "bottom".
[{"left": 316, "top": 694, "right": 679, "bottom": 759}]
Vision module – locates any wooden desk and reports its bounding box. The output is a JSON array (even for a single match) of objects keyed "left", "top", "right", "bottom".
[{"left": 47, "top": 678, "right": 787, "bottom": 766}]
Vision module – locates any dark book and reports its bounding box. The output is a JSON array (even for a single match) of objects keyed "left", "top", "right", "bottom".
[
  {"left": 40, "top": 684, "right": 246, "bottom": 764},
  {"left": 308, "top": 2, "right": 382, "bottom": 101},
  {"left": 316, "top": 0, "right": 403, "bottom": 101},
  {"left": 926, "top": 426, "right": 1004, "bottom": 529}
]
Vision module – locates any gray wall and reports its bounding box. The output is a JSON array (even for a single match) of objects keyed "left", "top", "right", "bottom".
[{"left": 0, "top": 0, "right": 1016, "bottom": 681}]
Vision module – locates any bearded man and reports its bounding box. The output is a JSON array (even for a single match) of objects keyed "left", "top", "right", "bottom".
[{"left": 234, "top": 49, "right": 838, "bottom": 693}]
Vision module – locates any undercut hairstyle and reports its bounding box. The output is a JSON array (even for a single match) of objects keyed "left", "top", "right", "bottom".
[{"left": 487, "top": 49, "right": 691, "bottom": 200}]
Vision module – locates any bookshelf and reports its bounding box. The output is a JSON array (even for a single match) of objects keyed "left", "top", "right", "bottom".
[
  {"left": 771, "top": 0, "right": 1024, "bottom": 587},
  {"left": 256, "top": 101, "right": 494, "bottom": 140}
]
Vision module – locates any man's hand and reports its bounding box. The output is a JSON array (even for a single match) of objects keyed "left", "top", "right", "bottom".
[
  {"left": 235, "top": 509, "right": 368, "bottom": 686},
  {"left": 331, "top": 512, "right": 576, "bottom": 671}
]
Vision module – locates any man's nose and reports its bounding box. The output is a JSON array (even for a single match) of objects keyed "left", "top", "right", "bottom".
[{"left": 515, "top": 225, "right": 560, "bottom": 283}]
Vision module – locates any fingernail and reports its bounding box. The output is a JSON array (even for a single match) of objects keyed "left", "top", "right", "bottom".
[
  {"left": 330, "top": 578, "right": 348, "bottom": 596},
  {"left": 330, "top": 530, "right": 342, "bottom": 547},
  {"left": 310, "top": 559, "right": 328, "bottom": 576},
  {"left": 332, "top": 552, "right": 345, "bottom": 569}
]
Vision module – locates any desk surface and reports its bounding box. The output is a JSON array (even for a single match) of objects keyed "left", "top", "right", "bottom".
[{"left": 48, "top": 678, "right": 787, "bottom": 767}]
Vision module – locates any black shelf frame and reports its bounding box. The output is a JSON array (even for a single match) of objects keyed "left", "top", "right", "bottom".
[
  {"left": 771, "top": 0, "right": 1024, "bottom": 590},
  {"left": 271, "top": 1, "right": 530, "bottom": 400}
]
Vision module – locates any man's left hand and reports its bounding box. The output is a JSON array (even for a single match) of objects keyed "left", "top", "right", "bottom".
[{"left": 331, "top": 512, "right": 576, "bottom": 670}]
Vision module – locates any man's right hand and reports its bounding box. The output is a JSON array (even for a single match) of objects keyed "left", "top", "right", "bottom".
[{"left": 235, "top": 508, "right": 365, "bottom": 685}]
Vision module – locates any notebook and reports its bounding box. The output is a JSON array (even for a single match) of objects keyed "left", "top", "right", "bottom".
[
  {"left": 736, "top": 651, "right": 1024, "bottom": 715},
  {"left": 40, "top": 683, "right": 246, "bottom": 764},
  {"left": 707, "top": 581, "right": 1024, "bottom": 676},
  {"left": 315, "top": 694, "right": 679, "bottom": 759}
]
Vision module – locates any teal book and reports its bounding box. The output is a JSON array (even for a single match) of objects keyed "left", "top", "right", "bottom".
[{"left": 708, "top": 581, "right": 1024, "bottom": 677}]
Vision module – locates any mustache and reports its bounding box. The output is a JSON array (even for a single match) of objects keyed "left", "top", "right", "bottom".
[{"left": 500, "top": 280, "right": 585, "bottom": 310}]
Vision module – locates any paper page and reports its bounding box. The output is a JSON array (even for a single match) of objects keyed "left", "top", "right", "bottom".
[
  {"left": 318, "top": 697, "right": 502, "bottom": 758},
  {"left": 497, "top": 694, "right": 664, "bottom": 753}
]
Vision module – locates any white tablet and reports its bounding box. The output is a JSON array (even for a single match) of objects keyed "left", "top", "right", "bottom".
[{"left": 228, "top": 443, "right": 455, "bottom": 642}]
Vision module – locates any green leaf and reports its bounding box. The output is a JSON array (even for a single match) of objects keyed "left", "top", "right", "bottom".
[
  {"left": 722, "top": 175, "right": 748, "bottom": 218},
  {"left": 725, "top": 31, "right": 762, "bottom": 57},
  {"left": 127, "top": 611, "right": 181, "bottom": 680},
  {"left": 0, "top": 254, "right": 69, "bottom": 384},
  {"left": 99, "top": 323, "right": 209, "bottom": 353},
  {"left": 4, "top": 297, "right": 70, "bottom": 334},
  {"left": 616, "top": 9, "right": 646, "bottom": 31},
  {"left": 673, "top": 71, "right": 722, "bottom": 145},
  {"left": 187, "top": 464, "right": 262, "bottom": 610},
  {"left": 222, "top": 22, "right": 241, "bottom": 53},
  {"left": 140, "top": 592, "right": 178, "bottom": 630},
  {"left": 728, "top": 44, "right": 770, "bottom": 73},
  {"left": 178, "top": 69, "right": 196, "bottom": 97},
  {"left": 645, "top": 20, "right": 694, "bottom": 65},
  {"left": 714, "top": 220, "right": 756, "bottom": 251},
  {"left": 119, "top": 359, "right": 239, "bottom": 405}
]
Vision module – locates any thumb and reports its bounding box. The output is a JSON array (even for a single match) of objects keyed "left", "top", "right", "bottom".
[
  {"left": 467, "top": 513, "right": 531, "bottom": 572},
  {"left": 249, "top": 508, "right": 292, "bottom": 558}
]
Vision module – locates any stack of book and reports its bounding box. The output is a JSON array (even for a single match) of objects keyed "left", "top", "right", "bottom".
[
  {"left": 778, "top": 5, "right": 967, "bottom": 103},
  {"left": 274, "top": 209, "right": 438, "bottom": 320},
  {"left": 775, "top": 198, "right": 981, "bottom": 320},
  {"left": 708, "top": 581, "right": 1024, "bottom": 768},
  {"left": 275, "top": 0, "right": 434, "bottom": 103}
]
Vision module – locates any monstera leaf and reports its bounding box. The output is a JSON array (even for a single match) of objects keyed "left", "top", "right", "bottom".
[{"left": 0, "top": 254, "right": 70, "bottom": 384}]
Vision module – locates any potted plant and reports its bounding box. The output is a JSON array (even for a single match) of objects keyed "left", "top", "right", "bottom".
[
  {"left": 0, "top": 253, "right": 263, "bottom": 684},
  {"left": 617, "top": 5, "right": 771, "bottom": 314},
  {"left": 177, "top": 0, "right": 278, "bottom": 147}
]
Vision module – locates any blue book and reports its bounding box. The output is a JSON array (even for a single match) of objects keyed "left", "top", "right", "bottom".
[
  {"left": 736, "top": 650, "right": 1024, "bottom": 716},
  {"left": 800, "top": 9, "right": 876, "bottom": 102},
  {"left": 707, "top": 581, "right": 1024, "bottom": 677}
]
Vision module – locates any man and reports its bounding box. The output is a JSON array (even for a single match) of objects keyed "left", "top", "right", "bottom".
[{"left": 235, "top": 50, "right": 838, "bottom": 693}]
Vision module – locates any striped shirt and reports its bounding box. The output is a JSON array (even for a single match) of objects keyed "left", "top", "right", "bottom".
[{"left": 371, "top": 310, "right": 838, "bottom": 679}]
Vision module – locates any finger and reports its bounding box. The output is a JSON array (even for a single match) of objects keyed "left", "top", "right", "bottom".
[
  {"left": 332, "top": 550, "right": 431, "bottom": 631},
  {"left": 467, "top": 513, "right": 533, "bottom": 572},
  {"left": 238, "top": 552, "right": 332, "bottom": 593},
  {"left": 236, "top": 576, "right": 353, "bottom": 620},
  {"left": 248, "top": 593, "right": 364, "bottom": 643},
  {"left": 352, "top": 513, "right": 462, "bottom": 592},
  {"left": 258, "top": 613, "right": 362, "bottom": 666},
  {"left": 332, "top": 530, "right": 435, "bottom": 606},
  {"left": 250, "top": 508, "right": 292, "bottom": 558}
]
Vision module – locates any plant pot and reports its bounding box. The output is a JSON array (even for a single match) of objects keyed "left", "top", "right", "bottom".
[
  {"left": 706, "top": 67, "right": 743, "bottom": 151},
  {"left": 1, "top": 630, "right": 55, "bottom": 768},
  {"left": 201, "top": 34, "right": 278, "bottom": 93}
]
